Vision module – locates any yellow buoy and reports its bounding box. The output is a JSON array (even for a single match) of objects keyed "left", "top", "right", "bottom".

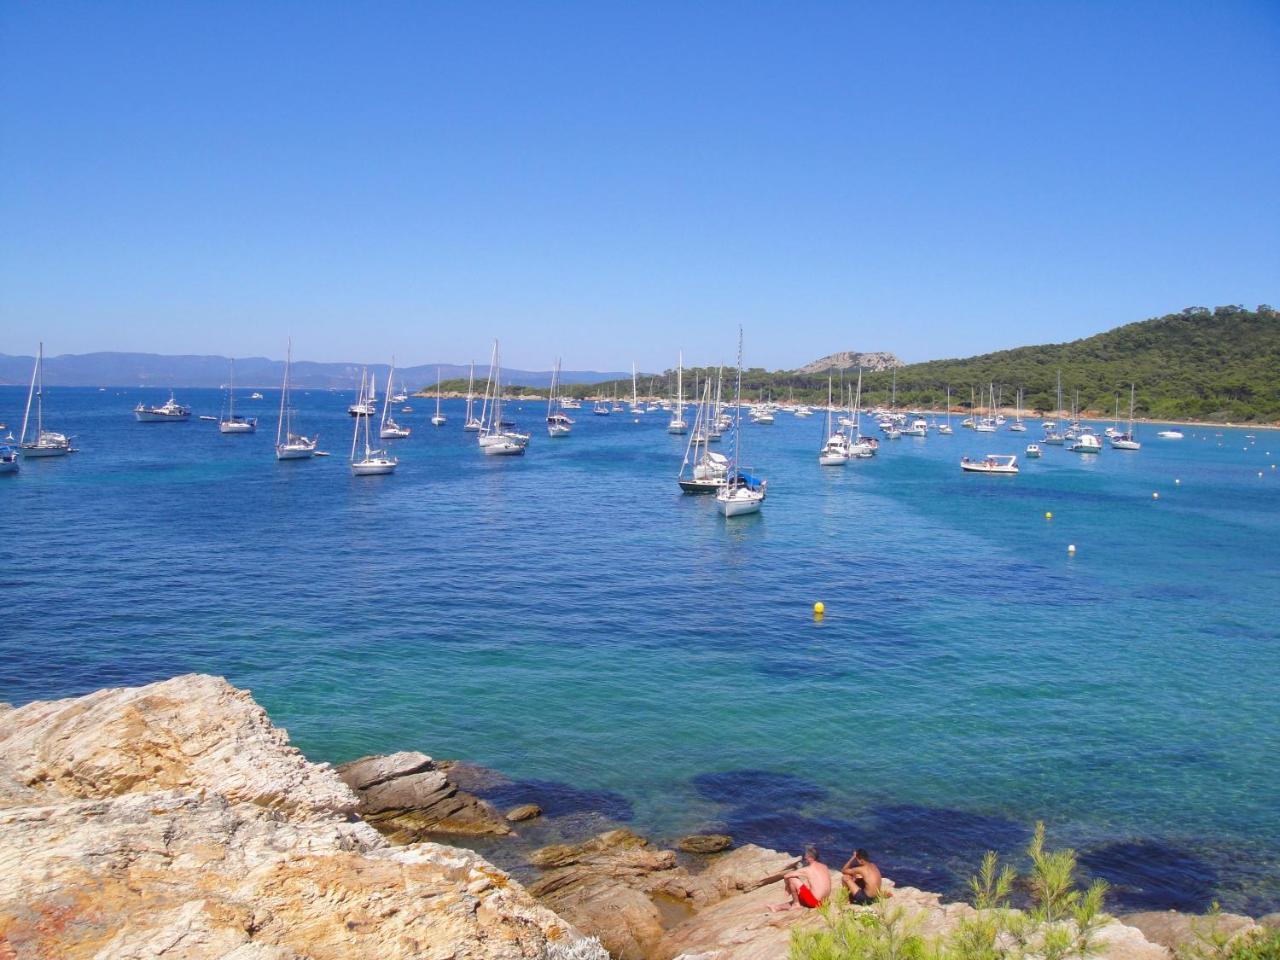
[
  {"left": 813, "top": 601, "right": 825, "bottom": 616},
  {"left": 1045, "top": 511, "right": 1053, "bottom": 520},
  {"left": 1067, "top": 544, "right": 1076, "bottom": 554}
]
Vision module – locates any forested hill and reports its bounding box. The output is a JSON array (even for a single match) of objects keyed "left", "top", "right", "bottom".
[{"left": 847, "top": 305, "right": 1278, "bottom": 422}]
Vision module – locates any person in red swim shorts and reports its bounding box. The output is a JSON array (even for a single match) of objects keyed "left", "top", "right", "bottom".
[{"left": 767, "top": 845, "right": 832, "bottom": 912}]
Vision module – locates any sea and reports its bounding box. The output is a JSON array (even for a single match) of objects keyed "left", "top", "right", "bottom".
[{"left": 2, "top": 385, "right": 1277, "bottom": 914}]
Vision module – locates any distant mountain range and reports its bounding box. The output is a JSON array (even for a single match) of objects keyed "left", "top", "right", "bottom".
[{"left": 0, "top": 352, "right": 629, "bottom": 390}]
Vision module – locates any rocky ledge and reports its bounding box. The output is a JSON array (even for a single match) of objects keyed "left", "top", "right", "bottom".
[
  {"left": 0, "top": 675, "right": 599, "bottom": 960},
  {"left": 1, "top": 676, "right": 1271, "bottom": 960}
]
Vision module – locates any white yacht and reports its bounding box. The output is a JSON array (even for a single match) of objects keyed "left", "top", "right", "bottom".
[
  {"left": 1157, "top": 429, "right": 1184, "bottom": 439},
  {"left": 219, "top": 360, "right": 257, "bottom": 434},
  {"left": 275, "top": 339, "right": 318, "bottom": 460},
  {"left": 1111, "top": 384, "right": 1141, "bottom": 450},
  {"left": 546, "top": 358, "right": 573, "bottom": 437},
  {"left": 961, "top": 454, "right": 1019, "bottom": 475},
  {"left": 18, "top": 343, "right": 74, "bottom": 457},
  {"left": 1068, "top": 432, "right": 1103, "bottom": 454},
  {"left": 379, "top": 361, "right": 411, "bottom": 439},
  {"left": 716, "top": 330, "right": 766, "bottom": 517},
  {"left": 134, "top": 390, "right": 191, "bottom": 422},
  {"left": 350, "top": 369, "right": 397, "bottom": 475},
  {"left": 668, "top": 351, "right": 688, "bottom": 434},
  {"left": 938, "top": 386, "right": 955, "bottom": 434},
  {"left": 463, "top": 361, "right": 483, "bottom": 431},
  {"left": 431, "top": 368, "right": 448, "bottom": 426},
  {"left": 478, "top": 341, "right": 529, "bottom": 455},
  {"left": 1025, "top": 443, "right": 1042, "bottom": 458},
  {"left": 818, "top": 378, "right": 850, "bottom": 465}
]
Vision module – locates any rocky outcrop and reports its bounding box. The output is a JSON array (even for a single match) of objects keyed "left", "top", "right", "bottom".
[
  {"left": 337, "top": 751, "right": 512, "bottom": 841},
  {"left": 677, "top": 835, "right": 732, "bottom": 854},
  {"left": 0, "top": 675, "right": 602, "bottom": 960},
  {"left": 508, "top": 804, "right": 543, "bottom": 822},
  {"left": 795, "top": 351, "right": 903, "bottom": 374},
  {"left": 1120, "top": 910, "right": 1261, "bottom": 953}
]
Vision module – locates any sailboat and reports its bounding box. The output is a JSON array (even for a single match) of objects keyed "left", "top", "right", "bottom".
[
  {"left": 975, "top": 383, "right": 997, "bottom": 432},
  {"left": 1009, "top": 388, "right": 1027, "bottom": 432},
  {"left": 17, "top": 343, "right": 73, "bottom": 457},
  {"left": 275, "top": 339, "right": 318, "bottom": 459},
  {"left": 937, "top": 386, "right": 954, "bottom": 434},
  {"left": 350, "top": 369, "right": 397, "bottom": 475},
  {"left": 818, "top": 376, "right": 851, "bottom": 465},
  {"left": 379, "top": 362, "right": 411, "bottom": 439},
  {"left": 463, "top": 362, "right": 483, "bottom": 431},
  {"left": 546, "top": 358, "right": 573, "bottom": 437},
  {"left": 478, "top": 340, "right": 529, "bottom": 455},
  {"left": 716, "top": 329, "right": 766, "bottom": 517},
  {"left": 668, "top": 352, "right": 688, "bottom": 434},
  {"left": 1110, "top": 384, "right": 1141, "bottom": 450},
  {"left": 219, "top": 359, "right": 257, "bottom": 433},
  {"left": 630, "top": 363, "right": 644, "bottom": 416},
  {"left": 431, "top": 369, "right": 447, "bottom": 426},
  {"left": 678, "top": 379, "right": 730, "bottom": 492}
]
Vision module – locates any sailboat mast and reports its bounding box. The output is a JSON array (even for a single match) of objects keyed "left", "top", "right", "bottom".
[
  {"left": 466, "top": 361, "right": 476, "bottom": 423},
  {"left": 351, "top": 369, "right": 365, "bottom": 461},
  {"left": 228, "top": 359, "right": 236, "bottom": 420},
  {"left": 381, "top": 361, "right": 395, "bottom": 431},
  {"left": 277, "top": 339, "right": 291, "bottom": 446},
  {"left": 436, "top": 368, "right": 443, "bottom": 418},
  {"left": 19, "top": 344, "right": 39, "bottom": 446}
]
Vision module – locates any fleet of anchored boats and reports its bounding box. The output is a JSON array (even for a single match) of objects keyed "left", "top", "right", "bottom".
[{"left": 5, "top": 347, "right": 1194, "bottom": 503}]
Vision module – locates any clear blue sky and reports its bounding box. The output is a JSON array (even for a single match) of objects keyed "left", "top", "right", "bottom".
[{"left": 2, "top": 2, "right": 1277, "bottom": 371}]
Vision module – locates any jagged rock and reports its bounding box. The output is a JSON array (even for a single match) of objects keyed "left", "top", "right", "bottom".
[
  {"left": 682, "top": 844, "right": 798, "bottom": 906},
  {"left": 0, "top": 674, "right": 355, "bottom": 815},
  {"left": 678, "top": 834, "right": 733, "bottom": 854},
  {"left": 508, "top": 803, "right": 543, "bottom": 822},
  {"left": 795, "top": 351, "right": 903, "bottom": 374},
  {"left": 0, "top": 675, "right": 603, "bottom": 960},
  {"left": 1121, "top": 910, "right": 1258, "bottom": 952},
  {"left": 528, "top": 830, "right": 685, "bottom": 960},
  {"left": 337, "top": 751, "right": 512, "bottom": 841}
]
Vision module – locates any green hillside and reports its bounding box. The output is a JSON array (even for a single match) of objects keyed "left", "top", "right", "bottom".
[{"left": 427, "top": 306, "right": 1278, "bottom": 423}]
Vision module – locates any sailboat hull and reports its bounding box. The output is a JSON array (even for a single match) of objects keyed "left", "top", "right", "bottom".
[
  {"left": 275, "top": 445, "right": 315, "bottom": 460},
  {"left": 20, "top": 444, "right": 70, "bottom": 458},
  {"left": 352, "top": 461, "right": 396, "bottom": 475},
  {"left": 818, "top": 453, "right": 850, "bottom": 465},
  {"left": 716, "top": 489, "right": 764, "bottom": 516},
  {"left": 0, "top": 459, "right": 18, "bottom": 474},
  {"left": 219, "top": 421, "right": 256, "bottom": 434},
  {"left": 678, "top": 478, "right": 724, "bottom": 493}
]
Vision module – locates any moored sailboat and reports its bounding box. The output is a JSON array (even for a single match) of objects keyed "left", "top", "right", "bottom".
[
  {"left": 546, "top": 358, "right": 573, "bottom": 437},
  {"left": 219, "top": 359, "right": 257, "bottom": 434},
  {"left": 275, "top": 339, "right": 318, "bottom": 459},
  {"left": 350, "top": 369, "right": 397, "bottom": 475},
  {"left": 431, "top": 368, "right": 448, "bottom": 426},
  {"left": 716, "top": 329, "right": 766, "bottom": 517}
]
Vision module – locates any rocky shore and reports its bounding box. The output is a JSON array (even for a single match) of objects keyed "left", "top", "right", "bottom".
[{"left": 1, "top": 675, "right": 1273, "bottom": 960}]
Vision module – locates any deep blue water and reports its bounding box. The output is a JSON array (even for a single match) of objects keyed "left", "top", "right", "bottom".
[{"left": 2, "top": 385, "right": 1278, "bottom": 913}]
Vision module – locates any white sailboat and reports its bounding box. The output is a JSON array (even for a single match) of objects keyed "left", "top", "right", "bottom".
[
  {"left": 668, "top": 351, "right": 688, "bottom": 434},
  {"left": 463, "top": 361, "right": 483, "bottom": 431},
  {"left": 546, "top": 357, "right": 573, "bottom": 437},
  {"left": 630, "top": 363, "right": 644, "bottom": 415},
  {"left": 431, "top": 368, "right": 447, "bottom": 426},
  {"left": 1009, "top": 388, "right": 1027, "bottom": 431},
  {"left": 1111, "top": 384, "right": 1141, "bottom": 450},
  {"left": 818, "top": 377, "right": 851, "bottom": 465},
  {"left": 938, "top": 386, "right": 954, "bottom": 434},
  {"left": 678, "top": 379, "right": 729, "bottom": 492},
  {"left": 19, "top": 345, "right": 74, "bottom": 458},
  {"left": 716, "top": 329, "right": 766, "bottom": 517},
  {"left": 219, "top": 359, "right": 257, "bottom": 434},
  {"left": 378, "top": 361, "right": 411, "bottom": 439},
  {"left": 350, "top": 368, "right": 397, "bottom": 475},
  {"left": 478, "top": 340, "right": 529, "bottom": 455},
  {"left": 275, "top": 339, "right": 318, "bottom": 459}
]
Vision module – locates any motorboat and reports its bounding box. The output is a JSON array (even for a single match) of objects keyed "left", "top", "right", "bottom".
[
  {"left": 1157, "top": 429, "right": 1184, "bottom": 439},
  {"left": 0, "top": 445, "right": 18, "bottom": 475},
  {"left": 1025, "top": 443, "right": 1041, "bottom": 458},
  {"left": 1068, "top": 433, "right": 1103, "bottom": 453},
  {"left": 961, "top": 454, "right": 1019, "bottom": 474},
  {"left": 134, "top": 391, "right": 191, "bottom": 422}
]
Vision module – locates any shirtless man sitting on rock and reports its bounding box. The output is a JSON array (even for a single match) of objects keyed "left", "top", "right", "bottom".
[
  {"left": 767, "top": 845, "right": 832, "bottom": 912},
  {"left": 841, "top": 848, "right": 889, "bottom": 905}
]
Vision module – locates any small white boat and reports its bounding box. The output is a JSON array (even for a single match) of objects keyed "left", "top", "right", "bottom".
[
  {"left": 431, "top": 368, "right": 447, "bottom": 426},
  {"left": 546, "top": 358, "right": 573, "bottom": 437},
  {"left": 961, "top": 454, "right": 1019, "bottom": 475},
  {"left": 716, "top": 330, "right": 766, "bottom": 517},
  {"left": 18, "top": 343, "right": 74, "bottom": 457},
  {"left": 199, "top": 415, "right": 218, "bottom": 422},
  {"left": 1025, "top": 443, "right": 1042, "bottom": 458},
  {"left": 249, "top": 391, "right": 264, "bottom": 400},
  {"left": 668, "top": 351, "right": 688, "bottom": 433},
  {"left": 134, "top": 391, "right": 191, "bottom": 422},
  {"left": 817, "top": 378, "right": 850, "bottom": 465},
  {"left": 593, "top": 401, "right": 611, "bottom": 416},
  {"left": 477, "top": 341, "right": 529, "bottom": 455},
  {"left": 350, "top": 369, "right": 397, "bottom": 475},
  {"left": 1157, "top": 429, "right": 1184, "bottom": 439},
  {"left": 0, "top": 444, "right": 19, "bottom": 475},
  {"left": 219, "top": 360, "right": 257, "bottom": 434},
  {"left": 1068, "top": 433, "right": 1103, "bottom": 453},
  {"left": 275, "top": 339, "right": 318, "bottom": 460},
  {"left": 1110, "top": 384, "right": 1142, "bottom": 450},
  {"left": 903, "top": 417, "right": 928, "bottom": 437},
  {"left": 378, "top": 360, "right": 411, "bottom": 438}
]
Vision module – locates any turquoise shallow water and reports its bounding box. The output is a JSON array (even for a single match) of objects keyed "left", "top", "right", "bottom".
[{"left": 2, "top": 386, "right": 1278, "bottom": 912}]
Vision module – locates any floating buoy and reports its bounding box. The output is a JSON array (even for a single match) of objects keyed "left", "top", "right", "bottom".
[
  {"left": 1067, "top": 544, "right": 1076, "bottom": 554},
  {"left": 1175, "top": 478, "right": 1181, "bottom": 485},
  {"left": 1045, "top": 511, "right": 1053, "bottom": 520},
  {"left": 813, "top": 601, "right": 825, "bottom": 617},
  {"left": 1152, "top": 492, "right": 1160, "bottom": 500}
]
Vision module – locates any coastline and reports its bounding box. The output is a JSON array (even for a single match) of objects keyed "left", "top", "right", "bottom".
[{"left": 3, "top": 675, "right": 1276, "bottom": 960}]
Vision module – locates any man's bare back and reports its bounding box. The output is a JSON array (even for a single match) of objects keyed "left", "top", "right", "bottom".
[
  {"left": 766, "top": 847, "right": 832, "bottom": 912},
  {"left": 841, "top": 849, "right": 887, "bottom": 903}
]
